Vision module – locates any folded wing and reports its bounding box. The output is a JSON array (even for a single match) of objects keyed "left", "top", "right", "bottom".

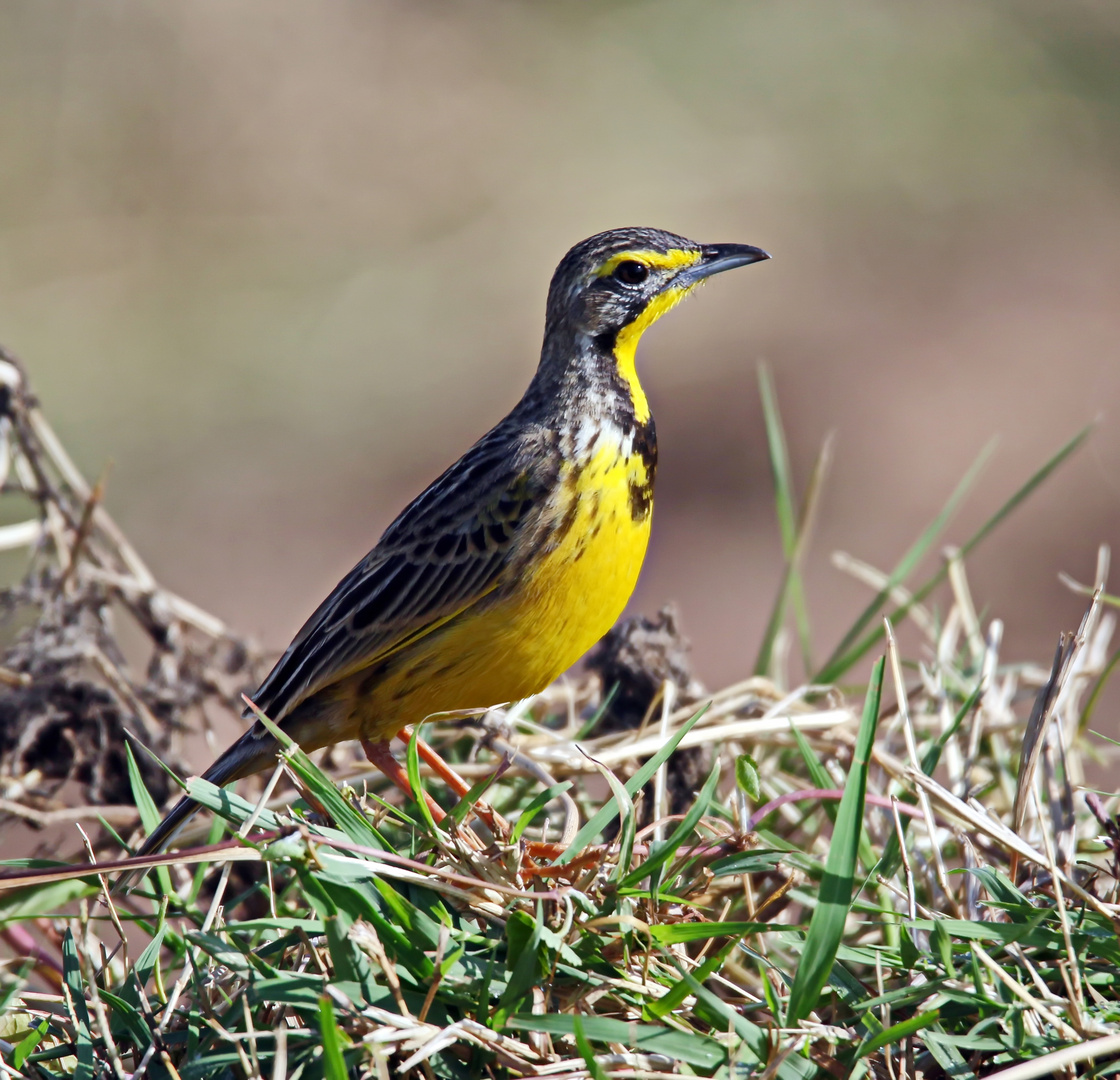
[{"left": 248, "top": 432, "right": 545, "bottom": 723}]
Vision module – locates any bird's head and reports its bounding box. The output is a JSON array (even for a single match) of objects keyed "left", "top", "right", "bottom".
[
  {"left": 540, "top": 227, "right": 769, "bottom": 423},
  {"left": 544, "top": 226, "right": 769, "bottom": 346}
]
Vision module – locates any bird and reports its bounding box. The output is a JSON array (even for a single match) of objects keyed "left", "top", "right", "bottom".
[{"left": 129, "top": 226, "right": 769, "bottom": 868}]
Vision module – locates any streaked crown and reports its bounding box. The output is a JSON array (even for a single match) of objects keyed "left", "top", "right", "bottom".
[{"left": 544, "top": 227, "right": 769, "bottom": 341}]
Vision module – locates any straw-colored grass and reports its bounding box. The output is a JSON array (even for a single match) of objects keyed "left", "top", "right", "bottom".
[{"left": 1, "top": 349, "right": 1118, "bottom": 1080}]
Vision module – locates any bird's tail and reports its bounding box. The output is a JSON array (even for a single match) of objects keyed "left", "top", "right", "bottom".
[{"left": 115, "top": 724, "right": 281, "bottom": 892}]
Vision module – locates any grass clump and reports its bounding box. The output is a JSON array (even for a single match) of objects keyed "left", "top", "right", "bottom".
[{"left": 1, "top": 358, "right": 1119, "bottom": 1079}]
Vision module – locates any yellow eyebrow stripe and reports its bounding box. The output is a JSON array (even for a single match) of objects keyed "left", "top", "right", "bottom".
[{"left": 595, "top": 248, "right": 701, "bottom": 277}]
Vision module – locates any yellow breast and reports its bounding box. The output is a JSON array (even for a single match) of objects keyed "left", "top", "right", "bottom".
[
  {"left": 512, "top": 437, "right": 654, "bottom": 683},
  {"left": 352, "top": 434, "right": 653, "bottom": 734}
]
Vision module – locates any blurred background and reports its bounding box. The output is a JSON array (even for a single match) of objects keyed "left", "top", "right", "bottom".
[{"left": 0, "top": 1, "right": 1117, "bottom": 708}]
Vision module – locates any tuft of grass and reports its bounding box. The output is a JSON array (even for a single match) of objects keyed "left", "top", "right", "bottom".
[
  {"left": 2, "top": 359, "right": 1119, "bottom": 1079},
  {"left": 785, "top": 655, "right": 884, "bottom": 1027}
]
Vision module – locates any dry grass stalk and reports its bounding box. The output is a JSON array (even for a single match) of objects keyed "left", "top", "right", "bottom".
[{"left": 1, "top": 358, "right": 1119, "bottom": 1078}]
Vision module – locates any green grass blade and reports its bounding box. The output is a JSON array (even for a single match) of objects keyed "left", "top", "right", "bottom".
[
  {"left": 1082, "top": 647, "right": 1120, "bottom": 731},
  {"left": 10, "top": 1018, "right": 48, "bottom": 1070},
  {"left": 511, "top": 1014, "right": 727, "bottom": 1070},
  {"left": 597, "top": 762, "right": 636, "bottom": 884},
  {"left": 0, "top": 875, "right": 97, "bottom": 921},
  {"left": 574, "top": 682, "right": 619, "bottom": 740},
  {"left": 557, "top": 705, "right": 708, "bottom": 864},
  {"left": 758, "top": 964, "right": 785, "bottom": 1027},
  {"left": 476, "top": 950, "right": 496, "bottom": 1025},
  {"left": 118, "top": 925, "right": 166, "bottom": 1017},
  {"left": 817, "top": 441, "right": 995, "bottom": 684},
  {"left": 648, "top": 921, "right": 783, "bottom": 944},
  {"left": 98, "top": 989, "right": 152, "bottom": 1053},
  {"left": 248, "top": 702, "right": 388, "bottom": 848},
  {"left": 790, "top": 721, "right": 877, "bottom": 870},
  {"left": 709, "top": 849, "right": 785, "bottom": 877},
  {"left": 0, "top": 965, "right": 30, "bottom": 1015},
  {"left": 618, "top": 757, "right": 719, "bottom": 889},
  {"left": 572, "top": 1014, "right": 610, "bottom": 1080},
  {"left": 644, "top": 939, "right": 737, "bottom": 1020},
  {"left": 183, "top": 777, "right": 284, "bottom": 831},
  {"left": 511, "top": 781, "right": 573, "bottom": 843},
  {"left": 669, "top": 963, "right": 827, "bottom": 1076},
  {"left": 788, "top": 435, "right": 833, "bottom": 674},
  {"left": 819, "top": 425, "right": 1091, "bottom": 684},
  {"left": 754, "top": 364, "right": 817, "bottom": 678},
  {"left": 126, "top": 743, "right": 174, "bottom": 897},
  {"left": 325, "top": 914, "right": 379, "bottom": 1003},
  {"left": 123, "top": 730, "right": 188, "bottom": 790},
  {"left": 405, "top": 722, "right": 440, "bottom": 835},
  {"left": 446, "top": 759, "right": 506, "bottom": 827},
  {"left": 494, "top": 906, "right": 544, "bottom": 1027},
  {"left": 923, "top": 1026, "right": 979, "bottom": 1080},
  {"left": 755, "top": 432, "right": 833, "bottom": 678},
  {"left": 854, "top": 1009, "right": 941, "bottom": 1061},
  {"left": 759, "top": 363, "right": 797, "bottom": 553},
  {"left": 97, "top": 815, "right": 131, "bottom": 855},
  {"left": 317, "top": 995, "right": 349, "bottom": 1080},
  {"left": 126, "top": 741, "right": 162, "bottom": 837},
  {"left": 952, "top": 423, "right": 1092, "bottom": 565},
  {"left": 673, "top": 965, "right": 762, "bottom": 1049},
  {"left": 790, "top": 721, "right": 835, "bottom": 814},
  {"left": 61, "top": 929, "right": 94, "bottom": 1080},
  {"left": 785, "top": 656, "right": 884, "bottom": 1026}
]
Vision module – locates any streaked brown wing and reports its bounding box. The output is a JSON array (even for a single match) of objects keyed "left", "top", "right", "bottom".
[{"left": 248, "top": 430, "right": 545, "bottom": 722}]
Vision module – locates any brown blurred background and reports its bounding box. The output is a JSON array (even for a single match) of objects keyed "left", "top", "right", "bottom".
[{"left": 0, "top": 2, "right": 1117, "bottom": 718}]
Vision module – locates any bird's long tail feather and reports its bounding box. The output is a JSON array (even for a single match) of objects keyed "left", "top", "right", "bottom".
[{"left": 115, "top": 724, "right": 281, "bottom": 891}]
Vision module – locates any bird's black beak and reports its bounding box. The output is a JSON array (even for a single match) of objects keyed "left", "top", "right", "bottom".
[{"left": 676, "top": 243, "right": 771, "bottom": 286}]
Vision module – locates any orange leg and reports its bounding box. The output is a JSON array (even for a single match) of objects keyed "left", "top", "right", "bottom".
[
  {"left": 361, "top": 737, "right": 448, "bottom": 823},
  {"left": 394, "top": 728, "right": 512, "bottom": 839},
  {"left": 363, "top": 733, "right": 583, "bottom": 870}
]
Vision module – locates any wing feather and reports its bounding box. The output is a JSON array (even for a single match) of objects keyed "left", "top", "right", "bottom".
[{"left": 248, "top": 423, "right": 548, "bottom": 722}]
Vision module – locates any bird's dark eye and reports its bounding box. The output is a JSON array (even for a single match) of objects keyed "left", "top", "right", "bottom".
[{"left": 613, "top": 260, "right": 649, "bottom": 286}]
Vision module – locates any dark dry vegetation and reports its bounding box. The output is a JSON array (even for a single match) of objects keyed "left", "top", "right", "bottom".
[{"left": 1, "top": 352, "right": 1119, "bottom": 1080}]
